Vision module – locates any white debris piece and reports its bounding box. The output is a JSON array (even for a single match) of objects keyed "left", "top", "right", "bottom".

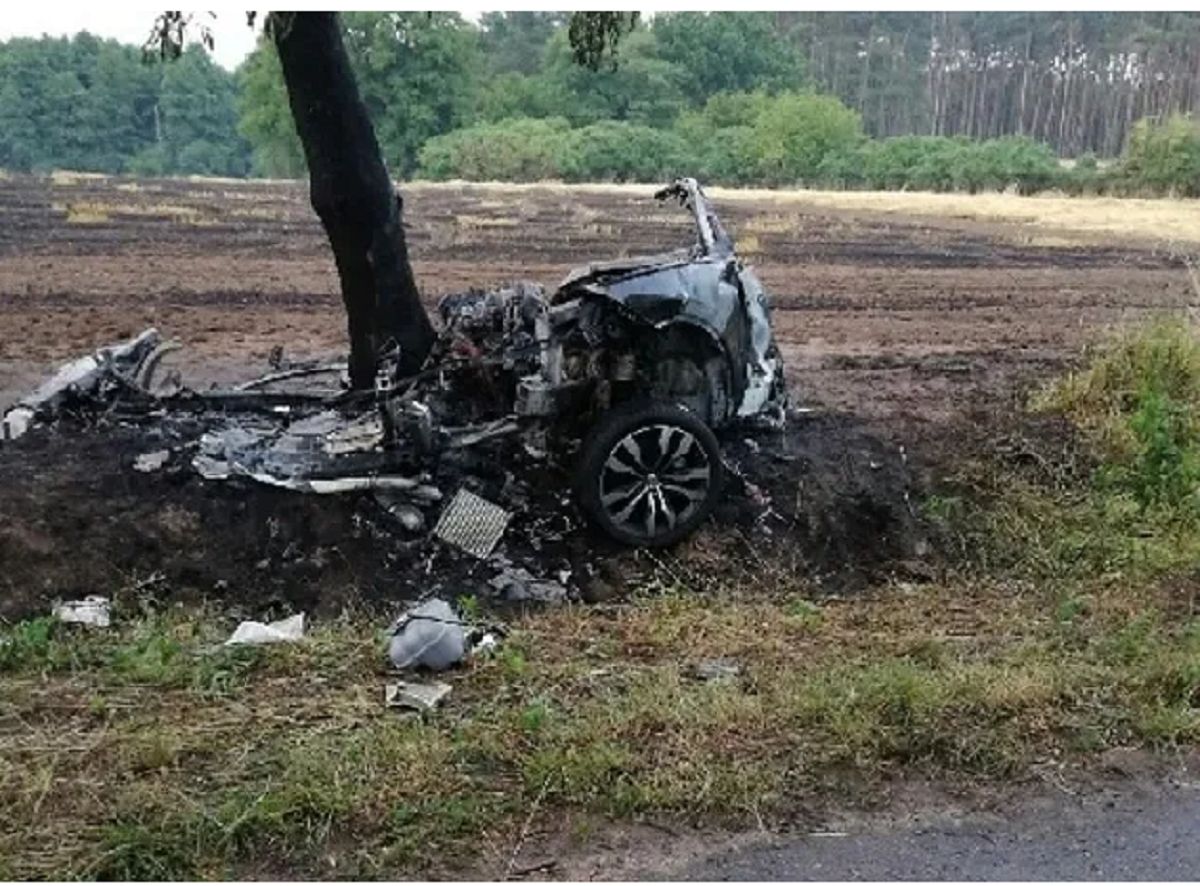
[
  {"left": 693, "top": 659, "right": 742, "bottom": 682},
  {"left": 393, "top": 504, "right": 426, "bottom": 532},
  {"left": 192, "top": 454, "right": 231, "bottom": 480},
  {"left": 1, "top": 406, "right": 33, "bottom": 441},
  {"left": 469, "top": 631, "right": 501, "bottom": 657},
  {"left": 52, "top": 596, "right": 111, "bottom": 628},
  {"left": 2, "top": 329, "right": 161, "bottom": 441},
  {"left": 225, "top": 613, "right": 306, "bottom": 646},
  {"left": 133, "top": 449, "right": 170, "bottom": 472},
  {"left": 246, "top": 471, "right": 442, "bottom": 499},
  {"left": 385, "top": 680, "right": 452, "bottom": 712},
  {"left": 304, "top": 476, "right": 440, "bottom": 498},
  {"left": 388, "top": 598, "right": 465, "bottom": 671}
]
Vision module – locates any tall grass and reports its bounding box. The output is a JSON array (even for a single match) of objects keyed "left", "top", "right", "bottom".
[{"left": 1036, "top": 318, "right": 1200, "bottom": 512}]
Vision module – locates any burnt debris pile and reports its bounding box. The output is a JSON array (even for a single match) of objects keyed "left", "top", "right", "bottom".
[{"left": 0, "top": 329, "right": 928, "bottom": 624}]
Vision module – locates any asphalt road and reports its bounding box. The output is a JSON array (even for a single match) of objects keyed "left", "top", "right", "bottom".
[{"left": 679, "top": 781, "right": 1200, "bottom": 881}]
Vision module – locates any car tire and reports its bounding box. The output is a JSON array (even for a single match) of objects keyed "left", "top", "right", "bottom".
[{"left": 576, "top": 400, "right": 723, "bottom": 547}]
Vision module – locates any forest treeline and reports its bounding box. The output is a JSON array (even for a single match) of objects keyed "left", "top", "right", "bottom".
[
  {"left": 1, "top": 12, "right": 1199, "bottom": 195},
  {"left": 0, "top": 35, "right": 245, "bottom": 176}
]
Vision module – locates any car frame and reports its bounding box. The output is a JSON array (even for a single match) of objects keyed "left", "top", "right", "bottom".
[{"left": 413, "top": 177, "right": 786, "bottom": 545}]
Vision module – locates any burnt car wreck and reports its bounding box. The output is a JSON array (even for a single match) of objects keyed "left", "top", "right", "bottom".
[
  {"left": 3, "top": 178, "right": 786, "bottom": 552},
  {"left": 378, "top": 176, "right": 787, "bottom": 545}
]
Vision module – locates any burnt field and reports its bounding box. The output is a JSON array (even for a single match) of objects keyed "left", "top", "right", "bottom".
[{"left": 1, "top": 173, "right": 1194, "bottom": 428}]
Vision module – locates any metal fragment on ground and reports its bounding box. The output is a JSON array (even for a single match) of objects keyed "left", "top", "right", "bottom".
[
  {"left": 487, "top": 565, "right": 567, "bottom": 603},
  {"left": 2, "top": 328, "right": 162, "bottom": 441},
  {"left": 249, "top": 472, "right": 442, "bottom": 498},
  {"left": 234, "top": 362, "right": 347, "bottom": 392},
  {"left": 434, "top": 488, "right": 511, "bottom": 558},
  {"left": 52, "top": 596, "right": 111, "bottom": 628},
  {"left": 385, "top": 680, "right": 452, "bottom": 712},
  {"left": 192, "top": 454, "right": 231, "bottom": 480}
]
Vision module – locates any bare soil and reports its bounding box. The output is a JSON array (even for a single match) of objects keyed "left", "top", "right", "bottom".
[{"left": 0, "top": 175, "right": 1194, "bottom": 619}]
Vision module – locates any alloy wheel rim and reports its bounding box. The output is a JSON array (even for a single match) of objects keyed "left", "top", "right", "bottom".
[{"left": 598, "top": 423, "right": 711, "bottom": 539}]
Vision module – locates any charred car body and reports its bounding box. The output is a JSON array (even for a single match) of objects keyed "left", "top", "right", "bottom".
[
  {"left": 3, "top": 179, "right": 786, "bottom": 550},
  {"left": 384, "top": 177, "right": 786, "bottom": 546}
]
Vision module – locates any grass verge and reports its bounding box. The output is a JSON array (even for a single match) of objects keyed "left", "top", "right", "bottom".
[{"left": 2, "top": 573, "right": 1199, "bottom": 878}]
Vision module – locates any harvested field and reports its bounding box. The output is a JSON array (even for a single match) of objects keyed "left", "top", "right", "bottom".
[{"left": 2, "top": 174, "right": 1196, "bottom": 437}]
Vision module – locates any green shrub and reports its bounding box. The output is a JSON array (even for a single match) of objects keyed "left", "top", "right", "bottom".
[
  {"left": 1037, "top": 319, "right": 1200, "bottom": 512},
  {"left": 1060, "top": 153, "right": 1108, "bottom": 195},
  {"left": 970, "top": 137, "right": 1061, "bottom": 194},
  {"left": 416, "top": 116, "right": 572, "bottom": 181},
  {"left": 817, "top": 134, "right": 1062, "bottom": 194},
  {"left": 868, "top": 137, "right": 953, "bottom": 190},
  {"left": 1117, "top": 388, "right": 1200, "bottom": 508},
  {"left": 1120, "top": 114, "right": 1200, "bottom": 197},
  {"left": 561, "top": 121, "right": 688, "bottom": 183},
  {"left": 668, "top": 91, "right": 865, "bottom": 187},
  {"left": 742, "top": 92, "right": 864, "bottom": 186},
  {"left": 672, "top": 102, "right": 759, "bottom": 185},
  {"left": 413, "top": 89, "right": 1076, "bottom": 196},
  {"left": 127, "top": 145, "right": 170, "bottom": 177}
]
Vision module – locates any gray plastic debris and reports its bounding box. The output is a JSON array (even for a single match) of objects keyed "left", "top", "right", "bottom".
[
  {"left": 52, "top": 596, "right": 111, "bottom": 628},
  {"left": 133, "top": 450, "right": 170, "bottom": 472},
  {"left": 192, "top": 454, "right": 231, "bottom": 480},
  {"left": 225, "top": 613, "right": 306, "bottom": 646},
  {"left": 388, "top": 598, "right": 465, "bottom": 671},
  {"left": 434, "top": 488, "right": 511, "bottom": 558},
  {"left": 488, "top": 565, "right": 567, "bottom": 603},
  {"left": 385, "top": 680, "right": 452, "bottom": 713}
]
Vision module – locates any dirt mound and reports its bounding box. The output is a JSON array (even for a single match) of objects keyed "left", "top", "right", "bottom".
[
  {"left": 0, "top": 410, "right": 928, "bottom": 624},
  {"left": 717, "top": 412, "right": 928, "bottom": 582}
]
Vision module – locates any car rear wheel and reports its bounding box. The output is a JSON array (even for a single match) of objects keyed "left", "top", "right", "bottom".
[{"left": 576, "top": 401, "right": 723, "bottom": 547}]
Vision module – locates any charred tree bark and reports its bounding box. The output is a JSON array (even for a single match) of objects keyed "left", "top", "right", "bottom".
[{"left": 270, "top": 12, "right": 434, "bottom": 388}]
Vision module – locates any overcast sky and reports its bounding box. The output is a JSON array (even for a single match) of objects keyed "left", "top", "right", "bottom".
[{"left": 0, "top": 10, "right": 262, "bottom": 70}]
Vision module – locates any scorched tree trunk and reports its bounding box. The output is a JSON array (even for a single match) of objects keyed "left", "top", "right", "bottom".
[{"left": 271, "top": 12, "right": 434, "bottom": 388}]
